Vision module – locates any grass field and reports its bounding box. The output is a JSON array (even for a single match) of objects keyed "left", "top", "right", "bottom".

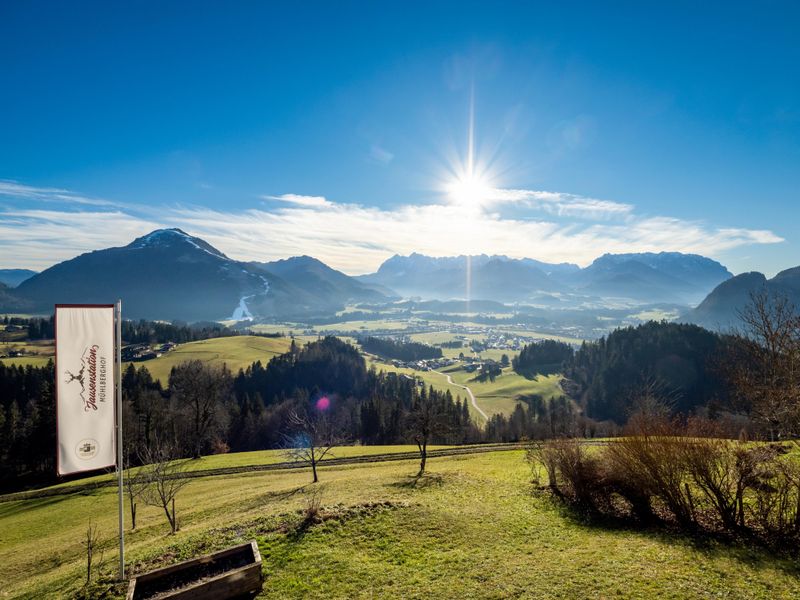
[
  {"left": 0, "top": 356, "right": 53, "bottom": 368},
  {"left": 0, "top": 340, "right": 55, "bottom": 368},
  {"left": 1, "top": 446, "right": 457, "bottom": 498},
  {"left": 364, "top": 354, "right": 565, "bottom": 421},
  {"left": 0, "top": 336, "right": 296, "bottom": 377},
  {"left": 364, "top": 356, "right": 472, "bottom": 405},
  {"left": 249, "top": 323, "right": 310, "bottom": 336},
  {"left": 313, "top": 319, "right": 415, "bottom": 332},
  {"left": 127, "top": 335, "right": 293, "bottom": 383},
  {"left": 2, "top": 449, "right": 798, "bottom": 599},
  {"left": 442, "top": 366, "right": 566, "bottom": 417}
]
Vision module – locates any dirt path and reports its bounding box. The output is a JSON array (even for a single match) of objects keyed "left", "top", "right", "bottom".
[{"left": 432, "top": 370, "right": 488, "bottom": 421}]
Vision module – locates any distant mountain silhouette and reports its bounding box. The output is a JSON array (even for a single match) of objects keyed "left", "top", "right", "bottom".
[
  {"left": 253, "top": 255, "right": 397, "bottom": 307},
  {"left": 357, "top": 253, "right": 565, "bottom": 301},
  {"left": 683, "top": 267, "right": 800, "bottom": 331},
  {"left": 0, "top": 269, "right": 37, "bottom": 288},
  {"left": 2, "top": 231, "right": 741, "bottom": 321},
  {"left": 0, "top": 281, "right": 35, "bottom": 312},
  {"left": 359, "top": 251, "right": 731, "bottom": 305},
  {"left": 12, "top": 229, "right": 270, "bottom": 320},
  {"left": 559, "top": 252, "right": 732, "bottom": 305}
]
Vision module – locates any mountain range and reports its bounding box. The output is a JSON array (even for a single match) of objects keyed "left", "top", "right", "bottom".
[
  {"left": 0, "top": 228, "right": 746, "bottom": 322},
  {"left": 6, "top": 229, "right": 392, "bottom": 320},
  {"left": 0, "top": 269, "right": 37, "bottom": 288},
  {"left": 682, "top": 267, "right": 800, "bottom": 331},
  {"left": 358, "top": 251, "right": 732, "bottom": 305}
]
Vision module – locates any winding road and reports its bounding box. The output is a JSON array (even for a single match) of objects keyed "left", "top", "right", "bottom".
[{"left": 432, "top": 370, "right": 488, "bottom": 421}]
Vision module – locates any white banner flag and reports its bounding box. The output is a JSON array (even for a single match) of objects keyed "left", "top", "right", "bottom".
[{"left": 56, "top": 305, "right": 116, "bottom": 475}]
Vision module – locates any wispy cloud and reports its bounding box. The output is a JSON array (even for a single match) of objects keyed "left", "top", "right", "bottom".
[
  {"left": 0, "top": 209, "right": 160, "bottom": 269},
  {"left": 0, "top": 180, "right": 121, "bottom": 208},
  {"left": 168, "top": 200, "right": 782, "bottom": 274},
  {"left": 369, "top": 145, "right": 395, "bottom": 165},
  {"left": 0, "top": 182, "right": 785, "bottom": 273},
  {"left": 488, "top": 188, "right": 634, "bottom": 219}
]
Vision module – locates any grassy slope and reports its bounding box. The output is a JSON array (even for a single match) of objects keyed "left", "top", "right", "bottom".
[
  {"left": 443, "top": 365, "right": 566, "bottom": 418},
  {"left": 2, "top": 450, "right": 798, "bottom": 599},
  {"left": 0, "top": 336, "right": 293, "bottom": 378},
  {"left": 127, "top": 335, "right": 293, "bottom": 383},
  {"left": 0, "top": 356, "right": 52, "bottom": 368},
  {"left": 364, "top": 353, "right": 565, "bottom": 421},
  {"left": 12, "top": 446, "right": 453, "bottom": 494},
  {"left": 0, "top": 339, "right": 55, "bottom": 368},
  {"left": 364, "top": 356, "right": 477, "bottom": 412}
]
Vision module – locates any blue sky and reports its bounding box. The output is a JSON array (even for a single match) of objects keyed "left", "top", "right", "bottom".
[{"left": 1, "top": 1, "right": 798, "bottom": 275}]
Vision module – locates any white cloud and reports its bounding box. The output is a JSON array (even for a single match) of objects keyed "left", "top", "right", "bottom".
[
  {"left": 0, "top": 209, "right": 160, "bottom": 269},
  {"left": 488, "top": 188, "right": 634, "bottom": 219},
  {"left": 165, "top": 197, "right": 783, "bottom": 274},
  {"left": 0, "top": 180, "right": 120, "bottom": 208},
  {"left": 0, "top": 184, "right": 785, "bottom": 274}
]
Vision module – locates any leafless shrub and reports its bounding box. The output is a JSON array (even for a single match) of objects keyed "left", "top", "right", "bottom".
[
  {"left": 604, "top": 414, "right": 696, "bottom": 527},
  {"left": 303, "top": 487, "right": 323, "bottom": 523},
  {"left": 526, "top": 441, "right": 558, "bottom": 489},
  {"left": 84, "top": 520, "right": 102, "bottom": 585},
  {"left": 532, "top": 415, "right": 800, "bottom": 546},
  {"left": 747, "top": 446, "right": 800, "bottom": 539},
  {"left": 526, "top": 438, "right": 605, "bottom": 512}
]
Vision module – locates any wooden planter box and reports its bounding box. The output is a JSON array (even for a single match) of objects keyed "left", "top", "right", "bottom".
[{"left": 127, "top": 540, "right": 263, "bottom": 600}]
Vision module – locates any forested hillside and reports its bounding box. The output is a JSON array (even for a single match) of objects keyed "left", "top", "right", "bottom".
[
  {"left": 565, "top": 321, "right": 728, "bottom": 421},
  {"left": 2, "top": 336, "right": 594, "bottom": 491},
  {"left": 512, "top": 339, "right": 574, "bottom": 375}
]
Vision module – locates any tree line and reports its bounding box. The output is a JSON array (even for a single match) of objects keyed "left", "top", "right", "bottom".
[
  {"left": 3, "top": 315, "right": 243, "bottom": 344},
  {"left": 512, "top": 339, "right": 574, "bottom": 375},
  {"left": 358, "top": 336, "right": 442, "bottom": 361}
]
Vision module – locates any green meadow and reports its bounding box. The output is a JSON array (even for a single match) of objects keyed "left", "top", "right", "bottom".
[
  {"left": 125, "top": 335, "right": 294, "bottom": 384},
  {"left": 442, "top": 366, "right": 566, "bottom": 418},
  {"left": 2, "top": 449, "right": 798, "bottom": 599}
]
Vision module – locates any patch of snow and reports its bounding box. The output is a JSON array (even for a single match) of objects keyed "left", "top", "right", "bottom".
[
  {"left": 130, "top": 228, "right": 224, "bottom": 259},
  {"left": 229, "top": 275, "right": 271, "bottom": 321},
  {"left": 230, "top": 295, "right": 254, "bottom": 321}
]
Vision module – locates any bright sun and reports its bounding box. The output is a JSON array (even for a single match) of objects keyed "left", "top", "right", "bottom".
[{"left": 446, "top": 171, "right": 492, "bottom": 208}]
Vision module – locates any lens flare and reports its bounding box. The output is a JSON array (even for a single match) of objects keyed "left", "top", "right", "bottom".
[{"left": 316, "top": 395, "right": 331, "bottom": 411}]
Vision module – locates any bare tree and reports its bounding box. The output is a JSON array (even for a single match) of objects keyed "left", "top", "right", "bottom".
[
  {"left": 140, "top": 438, "right": 191, "bottom": 534},
  {"left": 284, "top": 407, "right": 344, "bottom": 483},
  {"left": 405, "top": 390, "right": 451, "bottom": 476},
  {"left": 726, "top": 289, "right": 800, "bottom": 439},
  {"left": 169, "top": 360, "right": 232, "bottom": 458},
  {"left": 84, "top": 520, "right": 101, "bottom": 585},
  {"left": 124, "top": 461, "right": 148, "bottom": 530}
]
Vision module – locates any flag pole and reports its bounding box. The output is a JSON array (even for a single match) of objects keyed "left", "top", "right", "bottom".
[{"left": 115, "top": 299, "right": 125, "bottom": 580}]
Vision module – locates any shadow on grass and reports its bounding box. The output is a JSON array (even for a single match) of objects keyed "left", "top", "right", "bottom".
[
  {"left": 516, "top": 365, "right": 561, "bottom": 379},
  {"left": 533, "top": 488, "right": 800, "bottom": 578},
  {"left": 239, "top": 484, "right": 309, "bottom": 513},
  {"left": 0, "top": 494, "right": 73, "bottom": 518},
  {"left": 389, "top": 473, "right": 445, "bottom": 490}
]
